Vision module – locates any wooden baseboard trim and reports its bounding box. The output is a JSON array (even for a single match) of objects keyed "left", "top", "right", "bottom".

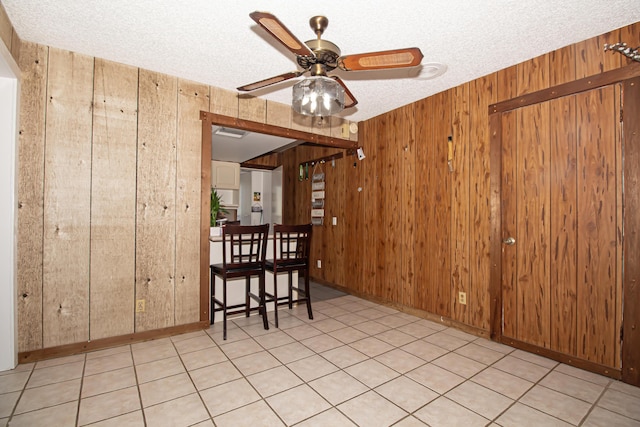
[
  {"left": 18, "top": 321, "right": 209, "bottom": 364},
  {"left": 501, "top": 337, "right": 622, "bottom": 380}
]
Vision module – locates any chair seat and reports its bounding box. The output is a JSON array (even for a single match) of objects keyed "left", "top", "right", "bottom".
[
  {"left": 265, "top": 259, "right": 307, "bottom": 270},
  {"left": 212, "top": 263, "right": 264, "bottom": 276}
]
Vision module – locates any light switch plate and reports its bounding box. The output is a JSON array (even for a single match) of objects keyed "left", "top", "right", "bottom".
[{"left": 341, "top": 123, "right": 349, "bottom": 138}]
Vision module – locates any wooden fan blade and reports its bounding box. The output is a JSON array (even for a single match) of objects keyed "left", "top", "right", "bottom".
[
  {"left": 330, "top": 76, "right": 358, "bottom": 108},
  {"left": 237, "top": 71, "right": 302, "bottom": 92},
  {"left": 250, "top": 11, "right": 315, "bottom": 58},
  {"left": 338, "top": 47, "right": 423, "bottom": 71}
]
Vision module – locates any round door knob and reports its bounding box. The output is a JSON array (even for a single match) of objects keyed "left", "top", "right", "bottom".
[{"left": 503, "top": 237, "right": 516, "bottom": 245}]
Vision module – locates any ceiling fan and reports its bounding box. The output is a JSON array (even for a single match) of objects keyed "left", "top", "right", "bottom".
[{"left": 237, "top": 11, "right": 424, "bottom": 111}]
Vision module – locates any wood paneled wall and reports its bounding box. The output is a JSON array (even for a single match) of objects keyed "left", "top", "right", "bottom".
[
  {"left": 284, "top": 22, "right": 639, "bottom": 353},
  {"left": 6, "top": 27, "right": 353, "bottom": 353}
]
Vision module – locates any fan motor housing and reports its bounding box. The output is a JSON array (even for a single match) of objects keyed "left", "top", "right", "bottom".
[{"left": 298, "top": 39, "right": 341, "bottom": 71}]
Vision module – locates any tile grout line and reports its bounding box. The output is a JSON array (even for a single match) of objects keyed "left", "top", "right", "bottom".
[
  {"left": 74, "top": 354, "right": 87, "bottom": 426},
  {"left": 3, "top": 363, "right": 36, "bottom": 425},
  {"left": 130, "top": 343, "right": 149, "bottom": 427}
]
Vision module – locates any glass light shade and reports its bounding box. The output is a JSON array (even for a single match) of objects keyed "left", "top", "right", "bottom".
[{"left": 292, "top": 76, "right": 345, "bottom": 117}]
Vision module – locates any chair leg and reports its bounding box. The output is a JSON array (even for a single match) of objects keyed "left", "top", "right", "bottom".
[
  {"left": 242, "top": 277, "right": 249, "bottom": 317},
  {"left": 210, "top": 267, "right": 215, "bottom": 325},
  {"left": 222, "top": 277, "right": 228, "bottom": 340},
  {"left": 304, "top": 270, "right": 313, "bottom": 320},
  {"left": 288, "top": 271, "right": 293, "bottom": 310},
  {"left": 259, "top": 274, "right": 269, "bottom": 331},
  {"left": 272, "top": 271, "right": 279, "bottom": 328}
]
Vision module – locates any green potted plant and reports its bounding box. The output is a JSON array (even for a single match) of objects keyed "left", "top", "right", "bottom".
[{"left": 210, "top": 189, "right": 229, "bottom": 230}]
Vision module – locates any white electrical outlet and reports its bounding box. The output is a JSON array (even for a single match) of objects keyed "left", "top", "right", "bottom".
[
  {"left": 332, "top": 217, "right": 337, "bottom": 226},
  {"left": 458, "top": 292, "right": 467, "bottom": 305},
  {"left": 317, "top": 260, "right": 322, "bottom": 268}
]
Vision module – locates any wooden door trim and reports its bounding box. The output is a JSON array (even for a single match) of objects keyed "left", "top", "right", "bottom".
[
  {"left": 622, "top": 76, "right": 640, "bottom": 386},
  {"left": 199, "top": 111, "right": 356, "bottom": 324},
  {"left": 489, "top": 63, "right": 640, "bottom": 384},
  {"left": 489, "top": 62, "right": 640, "bottom": 114}
]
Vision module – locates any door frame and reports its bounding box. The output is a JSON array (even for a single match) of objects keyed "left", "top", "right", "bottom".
[
  {"left": 488, "top": 62, "right": 640, "bottom": 384},
  {"left": 0, "top": 40, "right": 20, "bottom": 371},
  {"left": 198, "top": 111, "right": 356, "bottom": 325}
]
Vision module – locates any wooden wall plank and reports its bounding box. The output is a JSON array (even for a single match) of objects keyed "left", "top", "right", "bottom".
[
  {"left": 210, "top": 86, "right": 237, "bottom": 117},
  {"left": 401, "top": 104, "right": 415, "bottom": 308},
  {"left": 242, "top": 152, "right": 281, "bottom": 169},
  {"left": 549, "top": 95, "right": 577, "bottom": 355},
  {"left": 516, "top": 102, "right": 551, "bottom": 348},
  {"left": 175, "top": 79, "right": 208, "bottom": 325},
  {"left": 312, "top": 116, "right": 332, "bottom": 137},
  {"left": 16, "top": 41, "right": 48, "bottom": 352},
  {"left": 517, "top": 54, "right": 550, "bottom": 95},
  {"left": 414, "top": 97, "right": 431, "bottom": 312},
  {"left": 372, "top": 113, "right": 393, "bottom": 298},
  {"left": 294, "top": 148, "right": 313, "bottom": 223},
  {"left": 383, "top": 110, "right": 402, "bottom": 303},
  {"left": 614, "top": 85, "right": 623, "bottom": 369},
  {"left": 599, "top": 30, "right": 623, "bottom": 72},
  {"left": 361, "top": 118, "right": 378, "bottom": 296},
  {"left": 238, "top": 95, "right": 266, "bottom": 122},
  {"left": 575, "top": 33, "right": 602, "bottom": 79},
  {"left": 433, "top": 90, "right": 452, "bottom": 316},
  {"left": 468, "top": 74, "right": 495, "bottom": 330},
  {"left": 324, "top": 149, "right": 345, "bottom": 286},
  {"left": 135, "top": 70, "right": 178, "bottom": 332},
  {"left": 329, "top": 116, "right": 346, "bottom": 139},
  {"left": 281, "top": 146, "right": 295, "bottom": 224},
  {"left": 42, "top": 48, "right": 94, "bottom": 347},
  {"left": 89, "top": 59, "right": 138, "bottom": 340},
  {"left": 549, "top": 45, "right": 576, "bottom": 87},
  {"left": 266, "top": 100, "right": 292, "bottom": 129},
  {"left": 497, "top": 65, "right": 518, "bottom": 102},
  {"left": 451, "top": 83, "right": 470, "bottom": 323},
  {"left": 620, "top": 23, "right": 640, "bottom": 68},
  {"left": 291, "top": 111, "right": 313, "bottom": 134},
  {"left": 0, "top": 2, "right": 12, "bottom": 51},
  {"left": 10, "top": 28, "right": 21, "bottom": 63},
  {"left": 576, "top": 86, "right": 617, "bottom": 366},
  {"left": 500, "top": 110, "right": 517, "bottom": 340},
  {"left": 343, "top": 140, "right": 364, "bottom": 297}
]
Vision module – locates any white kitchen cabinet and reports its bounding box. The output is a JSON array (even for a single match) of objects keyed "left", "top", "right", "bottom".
[{"left": 211, "top": 160, "right": 240, "bottom": 189}]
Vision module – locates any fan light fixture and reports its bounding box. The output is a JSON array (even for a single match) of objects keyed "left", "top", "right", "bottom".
[
  {"left": 292, "top": 76, "right": 345, "bottom": 117},
  {"left": 238, "top": 12, "right": 425, "bottom": 117}
]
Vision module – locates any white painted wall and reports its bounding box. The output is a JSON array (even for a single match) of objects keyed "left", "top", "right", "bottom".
[
  {"left": 0, "top": 41, "right": 20, "bottom": 371},
  {"left": 271, "top": 166, "right": 283, "bottom": 225}
]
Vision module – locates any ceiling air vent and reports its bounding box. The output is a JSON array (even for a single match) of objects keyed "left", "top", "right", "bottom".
[{"left": 214, "top": 127, "right": 247, "bottom": 139}]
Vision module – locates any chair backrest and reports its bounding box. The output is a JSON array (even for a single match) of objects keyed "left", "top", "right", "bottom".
[
  {"left": 272, "top": 224, "right": 312, "bottom": 266},
  {"left": 221, "top": 224, "right": 269, "bottom": 269}
]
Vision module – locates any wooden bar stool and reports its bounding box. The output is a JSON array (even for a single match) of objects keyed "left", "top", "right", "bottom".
[
  {"left": 265, "top": 224, "right": 313, "bottom": 327},
  {"left": 210, "top": 224, "right": 269, "bottom": 340}
]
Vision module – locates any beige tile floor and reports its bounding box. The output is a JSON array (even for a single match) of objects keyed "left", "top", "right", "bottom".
[{"left": 1, "top": 283, "right": 640, "bottom": 427}]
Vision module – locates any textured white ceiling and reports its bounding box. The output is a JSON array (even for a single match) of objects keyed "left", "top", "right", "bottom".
[{"left": 3, "top": 0, "right": 640, "bottom": 122}]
